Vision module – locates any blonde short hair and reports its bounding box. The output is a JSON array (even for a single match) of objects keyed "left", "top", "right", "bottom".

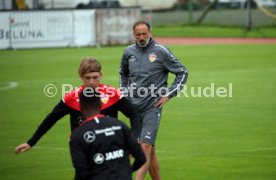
[{"left": 79, "top": 57, "right": 101, "bottom": 77}]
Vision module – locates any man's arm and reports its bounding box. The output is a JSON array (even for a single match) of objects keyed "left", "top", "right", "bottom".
[
  {"left": 154, "top": 48, "right": 188, "bottom": 108},
  {"left": 119, "top": 51, "right": 129, "bottom": 89},
  {"left": 15, "top": 100, "right": 70, "bottom": 154},
  {"left": 162, "top": 48, "right": 188, "bottom": 99},
  {"left": 121, "top": 122, "right": 146, "bottom": 171},
  {"left": 69, "top": 134, "right": 90, "bottom": 180}
]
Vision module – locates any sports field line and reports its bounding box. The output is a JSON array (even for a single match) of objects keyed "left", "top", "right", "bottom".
[{"left": 0, "top": 82, "right": 17, "bottom": 91}]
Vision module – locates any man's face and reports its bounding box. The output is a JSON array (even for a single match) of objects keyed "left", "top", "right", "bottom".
[
  {"left": 81, "top": 72, "right": 102, "bottom": 88},
  {"left": 133, "top": 24, "right": 151, "bottom": 47}
]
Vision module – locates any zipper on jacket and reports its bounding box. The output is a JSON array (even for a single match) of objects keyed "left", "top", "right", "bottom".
[{"left": 136, "top": 47, "right": 144, "bottom": 88}]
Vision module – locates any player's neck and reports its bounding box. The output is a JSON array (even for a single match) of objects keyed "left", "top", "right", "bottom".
[{"left": 84, "top": 110, "right": 100, "bottom": 119}]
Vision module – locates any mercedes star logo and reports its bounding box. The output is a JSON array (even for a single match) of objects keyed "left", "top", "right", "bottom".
[{"left": 83, "top": 131, "right": 96, "bottom": 143}]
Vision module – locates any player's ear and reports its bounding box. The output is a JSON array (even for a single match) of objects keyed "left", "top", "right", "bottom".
[
  {"left": 80, "top": 75, "right": 84, "bottom": 81},
  {"left": 98, "top": 72, "right": 102, "bottom": 80}
]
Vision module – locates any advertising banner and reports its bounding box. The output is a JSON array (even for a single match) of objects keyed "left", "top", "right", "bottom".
[
  {"left": 0, "top": 10, "right": 96, "bottom": 49},
  {"left": 0, "top": 8, "right": 140, "bottom": 49},
  {"left": 0, "top": 12, "right": 10, "bottom": 49}
]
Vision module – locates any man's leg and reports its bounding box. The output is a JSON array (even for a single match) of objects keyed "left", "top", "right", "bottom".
[
  {"left": 149, "top": 146, "right": 161, "bottom": 180},
  {"left": 135, "top": 142, "right": 152, "bottom": 180},
  {"left": 136, "top": 107, "right": 162, "bottom": 180}
]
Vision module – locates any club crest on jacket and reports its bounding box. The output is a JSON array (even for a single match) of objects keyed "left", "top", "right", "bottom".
[
  {"left": 149, "top": 53, "right": 157, "bottom": 62},
  {"left": 100, "top": 94, "right": 109, "bottom": 104}
]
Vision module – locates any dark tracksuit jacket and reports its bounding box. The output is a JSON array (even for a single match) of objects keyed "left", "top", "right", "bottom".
[
  {"left": 27, "top": 83, "right": 140, "bottom": 147},
  {"left": 69, "top": 114, "right": 146, "bottom": 180},
  {"left": 119, "top": 38, "right": 188, "bottom": 112}
]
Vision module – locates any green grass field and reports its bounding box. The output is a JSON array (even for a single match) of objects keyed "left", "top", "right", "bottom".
[
  {"left": 152, "top": 25, "right": 276, "bottom": 38},
  {"left": 0, "top": 43, "right": 276, "bottom": 179}
]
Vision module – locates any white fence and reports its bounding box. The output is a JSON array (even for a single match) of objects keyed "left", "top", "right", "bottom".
[{"left": 0, "top": 8, "right": 140, "bottom": 49}]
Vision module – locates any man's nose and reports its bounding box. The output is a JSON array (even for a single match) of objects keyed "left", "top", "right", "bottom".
[
  {"left": 89, "top": 79, "right": 94, "bottom": 84},
  {"left": 140, "top": 35, "right": 145, "bottom": 40}
]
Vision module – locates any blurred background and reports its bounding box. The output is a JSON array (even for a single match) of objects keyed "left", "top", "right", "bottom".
[
  {"left": 1, "top": 0, "right": 276, "bottom": 26},
  {"left": 1, "top": 0, "right": 275, "bottom": 50}
]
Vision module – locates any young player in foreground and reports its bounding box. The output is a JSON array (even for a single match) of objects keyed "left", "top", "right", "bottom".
[
  {"left": 69, "top": 88, "right": 146, "bottom": 179},
  {"left": 15, "top": 57, "right": 139, "bottom": 154}
]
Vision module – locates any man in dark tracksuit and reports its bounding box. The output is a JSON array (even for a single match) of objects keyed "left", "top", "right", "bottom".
[
  {"left": 15, "top": 58, "right": 139, "bottom": 154},
  {"left": 119, "top": 21, "right": 188, "bottom": 179},
  {"left": 69, "top": 88, "right": 146, "bottom": 180}
]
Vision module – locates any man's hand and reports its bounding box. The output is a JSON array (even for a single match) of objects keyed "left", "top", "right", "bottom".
[
  {"left": 15, "top": 143, "right": 31, "bottom": 154},
  {"left": 154, "top": 96, "right": 169, "bottom": 108}
]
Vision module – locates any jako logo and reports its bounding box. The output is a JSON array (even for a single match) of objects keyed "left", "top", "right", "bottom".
[
  {"left": 93, "top": 149, "right": 125, "bottom": 164},
  {"left": 105, "top": 149, "right": 124, "bottom": 161}
]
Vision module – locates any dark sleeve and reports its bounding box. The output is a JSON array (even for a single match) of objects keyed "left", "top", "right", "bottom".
[
  {"left": 162, "top": 47, "right": 188, "bottom": 98},
  {"left": 27, "top": 100, "right": 70, "bottom": 146},
  {"left": 121, "top": 122, "right": 146, "bottom": 172},
  {"left": 69, "top": 134, "right": 90, "bottom": 180},
  {"left": 117, "top": 97, "right": 141, "bottom": 139},
  {"left": 119, "top": 50, "right": 129, "bottom": 89}
]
